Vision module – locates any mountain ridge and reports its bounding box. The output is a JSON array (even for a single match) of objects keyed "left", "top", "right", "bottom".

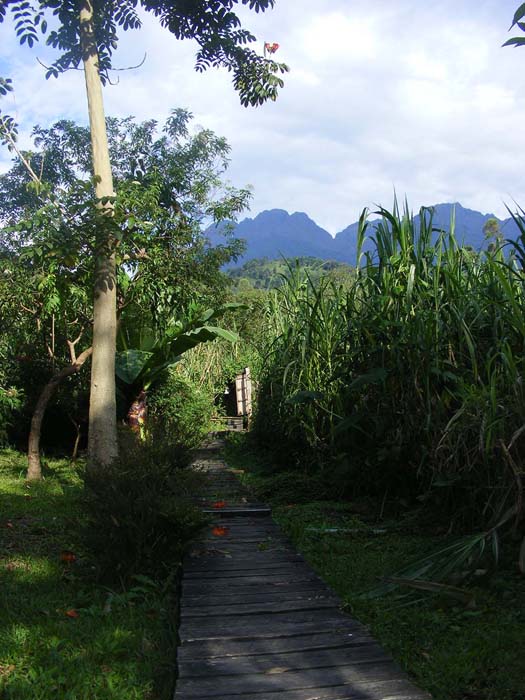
[{"left": 206, "top": 202, "right": 521, "bottom": 266}]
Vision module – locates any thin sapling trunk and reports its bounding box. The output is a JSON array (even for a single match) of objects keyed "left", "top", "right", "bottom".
[{"left": 79, "top": 0, "right": 118, "bottom": 467}]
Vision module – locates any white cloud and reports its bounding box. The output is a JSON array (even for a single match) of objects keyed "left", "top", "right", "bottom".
[{"left": 1, "top": 0, "right": 525, "bottom": 233}]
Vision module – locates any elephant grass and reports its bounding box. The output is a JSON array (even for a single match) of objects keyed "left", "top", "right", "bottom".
[{"left": 255, "top": 202, "right": 525, "bottom": 537}]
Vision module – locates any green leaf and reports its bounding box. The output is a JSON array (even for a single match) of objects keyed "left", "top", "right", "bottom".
[
  {"left": 115, "top": 350, "right": 152, "bottom": 385},
  {"left": 502, "top": 36, "right": 525, "bottom": 47},
  {"left": 349, "top": 368, "right": 388, "bottom": 390},
  {"left": 511, "top": 2, "right": 525, "bottom": 27},
  {"left": 286, "top": 390, "right": 325, "bottom": 405}
]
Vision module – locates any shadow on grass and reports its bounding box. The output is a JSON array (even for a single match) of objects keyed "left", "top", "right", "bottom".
[{"left": 0, "top": 458, "right": 179, "bottom": 700}]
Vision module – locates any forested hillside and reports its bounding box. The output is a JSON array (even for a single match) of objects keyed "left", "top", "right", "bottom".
[{"left": 228, "top": 256, "right": 354, "bottom": 289}]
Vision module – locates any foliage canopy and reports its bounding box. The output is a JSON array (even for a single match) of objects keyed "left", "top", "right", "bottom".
[{"left": 0, "top": 0, "right": 288, "bottom": 106}]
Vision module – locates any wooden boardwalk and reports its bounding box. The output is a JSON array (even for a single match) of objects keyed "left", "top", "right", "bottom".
[{"left": 175, "top": 439, "right": 431, "bottom": 700}]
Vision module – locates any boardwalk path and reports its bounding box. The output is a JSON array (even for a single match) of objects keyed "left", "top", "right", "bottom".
[{"left": 175, "top": 437, "right": 431, "bottom": 700}]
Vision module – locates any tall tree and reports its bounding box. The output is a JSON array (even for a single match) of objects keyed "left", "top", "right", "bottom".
[
  {"left": 0, "top": 0, "right": 288, "bottom": 466},
  {"left": 1, "top": 112, "right": 251, "bottom": 478}
]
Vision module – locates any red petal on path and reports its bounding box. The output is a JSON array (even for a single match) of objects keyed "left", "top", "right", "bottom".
[
  {"left": 212, "top": 526, "right": 229, "bottom": 537},
  {"left": 60, "top": 551, "right": 76, "bottom": 563}
]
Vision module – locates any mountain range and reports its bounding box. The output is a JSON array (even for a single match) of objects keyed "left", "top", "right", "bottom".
[{"left": 206, "top": 202, "right": 522, "bottom": 266}]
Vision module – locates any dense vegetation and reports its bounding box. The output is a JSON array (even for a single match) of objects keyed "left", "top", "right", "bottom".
[
  {"left": 254, "top": 204, "right": 525, "bottom": 547},
  {"left": 228, "top": 256, "right": 354, "bottom": 290}
]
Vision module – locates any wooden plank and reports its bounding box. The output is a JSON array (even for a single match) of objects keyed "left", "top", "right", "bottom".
[
  {"left": 179, "top": 617, "right": 364, "bottom": 642},
  {"left": 201, "top": 529, "right": 282, "bottom": 540},
  {"left": 177, "top": 679, "right": 430, "bottom": 700},
  {"left": 189, "top": 543, "right": 291, "bottom": 555},
  {"left": 198, "top": 539, "right": 289, "bottom": 547},
  {"left": 182, "top": 588, "right": 336, "bottom": 606},
  {"left": 186, "top": 548, "right": 303, "bottom": 561},
  {"left": 180, "top": 608, "right": 351, "bottom": 629},
  {"left": 185, "top": 553, "right": 297, "bottom": 567},
  {"left": 179, "top": 645, "right": 391, "bottom": 678},
  {"left": 195, "top": 543, "right": 292, "bottom": 552},
  {"left": 178, "top": 631, "right": 375, "bottom": 661},
  {"left": 201, "top": 523, "right": 283, "bottom": 532},
  {"left": 185, "top": 553, "right": 304, "bottom": 567},
  {"left": 182, "top": 573, "right": 324, "bottom": 587},
  {"left": 202, "top": 506, "right": 272, "bottom": 516},
  {"left": 183, "top": 565, "right": 314, "bottom": 580},
  {"left": 185, "top": 556, "right": 306, "bottom": 573},
  {"left": 181, "top": 580, "right": 330, "bottom": 597},
  {"left": 184, "top": 560, "right": 312, "bottom": 581},
  {"left": 175, "top": 661, "right": 408, "bottom": 697},
  {"left": 204, "top": 515, "right": 275, "bottom": 523},
  {"left": 181, "top": 598, "right": 340, "bottom": 618}
]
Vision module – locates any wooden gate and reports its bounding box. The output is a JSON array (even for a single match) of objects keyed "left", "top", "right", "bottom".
[{"left": 234, "top": 367, "right": 252, "bottom": 417}]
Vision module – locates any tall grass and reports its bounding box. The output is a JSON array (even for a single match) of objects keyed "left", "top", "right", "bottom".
[{"left": 255, "top": 201, "right": 525, "bottom": 532}]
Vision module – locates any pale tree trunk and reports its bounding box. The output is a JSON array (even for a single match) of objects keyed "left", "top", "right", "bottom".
[
  {"left": 27, "top": 346, "right": 93, "bottom": 481},
  {"left": 79, "top": 1, "right": 118, "bottom": 467}
]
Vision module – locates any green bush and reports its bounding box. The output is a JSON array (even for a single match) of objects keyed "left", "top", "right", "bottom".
[
  {"left": 0, "top": 386, "right": 23, "bottom": 446},
  {"left": 148, "top": 371, "right": 215, "bottom": 450},
  {"left": 83, "top": 430, "right": 207, "bottom": 583}
]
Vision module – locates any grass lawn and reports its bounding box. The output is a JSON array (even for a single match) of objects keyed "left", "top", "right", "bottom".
[
  {"left": 0, "top": 450, "right": 178, "bottom": 700},
  {"left": 224, "top": 435, "right": 525, "bottom": 700}
]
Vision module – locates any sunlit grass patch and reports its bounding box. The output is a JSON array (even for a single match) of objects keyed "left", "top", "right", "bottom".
[{"left": 0, "top": 449, "right": 176, "bottom": 700}]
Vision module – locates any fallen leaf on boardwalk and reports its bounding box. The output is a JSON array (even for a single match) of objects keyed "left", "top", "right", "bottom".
[
  {"left": 5, "top": 521, "right": 13, "bottom": 528},
  {"left": 60, "top": 550, "right": 76, "bottom": 564},
  {"left": 212, "top": 501, "right": 227, "bottom": 509},
  {"left": 65, "top": 609, "right": 79, "bottom": 618},
  {"left": 212, "top": 526, "right": 229, "bottom": 537}
]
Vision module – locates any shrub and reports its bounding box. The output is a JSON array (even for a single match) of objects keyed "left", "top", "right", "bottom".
[
  {"left": 0, "top": 386, "right": 23, "bottom": 446},
  {"left": 82, "top": 430, "right": 207, "bottom": 583},
  {"left": 148, "top": 371, "right": 215, "bottom": 450}
]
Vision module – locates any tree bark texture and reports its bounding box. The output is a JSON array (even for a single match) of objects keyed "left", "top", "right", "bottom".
[
  {"left": 27, "top": 348, "right": 93, "bottom": 481},
  {"left": 79, "top": 0, "right": 119, "bottom": 467}
]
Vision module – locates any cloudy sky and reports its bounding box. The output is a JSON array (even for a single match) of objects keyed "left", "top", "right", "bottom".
[{"left": 1, "top": 0, "right": 524, "bottom": 234}]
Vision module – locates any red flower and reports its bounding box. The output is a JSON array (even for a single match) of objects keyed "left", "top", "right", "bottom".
[
  {"left": 60, "top": 551, "right": 76, "bottom": 564},
  {"left": 264, "top": 41, "right": 280, "bottom": 54},
  {"left": 212, "top": 500, "right": 226, "bottom": 509},
  {"left": 65, "top": 609, "right": 79, "bottom": 618},
  {"left": 212, "top": 526, "right": 229, "bottom": 537}
]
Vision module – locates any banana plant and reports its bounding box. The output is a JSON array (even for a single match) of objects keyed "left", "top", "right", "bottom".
[{"left": 116, "top": 303, "right": 243, "bottom": 435}]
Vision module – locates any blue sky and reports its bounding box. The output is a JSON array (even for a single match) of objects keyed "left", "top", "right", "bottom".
[{"left": 1, "top": 0, "right": 524, "bottom": 233}]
